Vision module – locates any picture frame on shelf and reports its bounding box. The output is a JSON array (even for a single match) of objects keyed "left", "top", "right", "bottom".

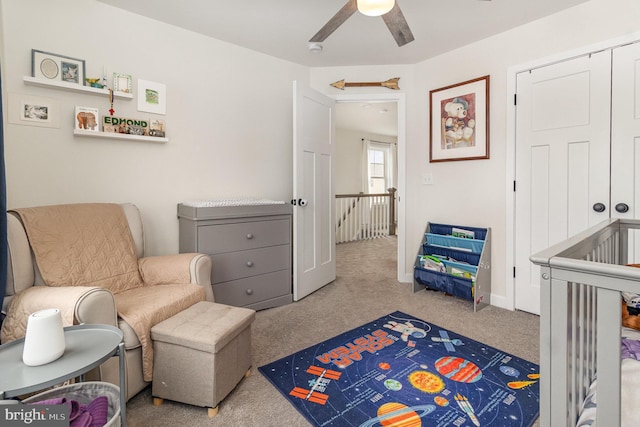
[
  {"left": 75, "top": 106, "right": 100, "bottom": 132},
  {"left": 31, "top": 49, "right": 85, "bottom": 86},
  {"left": 429, "top": 75, "right": 490, "bottom": 162},
  {"left": 8, "top": 92, "right": 61, "bottom": 129},
  {"left": 113, "top": 73, "right": 132, "bottom": 94},
  {"left": 149, "top": 119, "right": 166, "bottom": 138},
  {"left": 137, "top": 79, "right": 166, "bottom": 115}
]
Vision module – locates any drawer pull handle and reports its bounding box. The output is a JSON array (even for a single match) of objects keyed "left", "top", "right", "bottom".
[
  {"left": 246, "top": 261, "right": 254, "bottom": 267},
  {"left": 246, "top": 233, "right": 254, "bottom": 240},
  {"left": 246, "top": 289, "right": 254, "bottom": 295}
]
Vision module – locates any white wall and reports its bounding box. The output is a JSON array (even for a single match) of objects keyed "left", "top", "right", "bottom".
[
  {"left": 335, "top": 128, "right": 396, "bottom": 195},
  {"left": 0, "top": 0, "right": 308, "bottom": 255},
  {"left": 311, "top": 0, "right": 640, "bottom": 308}
]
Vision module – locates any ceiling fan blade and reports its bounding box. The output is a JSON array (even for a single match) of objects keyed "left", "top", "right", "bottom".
[
  {"left": 309, "top": 0, "right": 358, "bottom": 43},
  {"left": 381, "top": 2, "right": 415, "bottom": 47}
]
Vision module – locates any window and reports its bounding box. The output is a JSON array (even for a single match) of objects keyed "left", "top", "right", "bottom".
[
  {"left": 365, "top": 142, "right": 394, "bottom": 194},
  {"left": 368, "top": 147, "right": 387, "bottom": 193}
]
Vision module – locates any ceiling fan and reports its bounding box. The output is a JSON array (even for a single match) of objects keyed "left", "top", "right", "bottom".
[{"left": 309, "top": 0, "right": 491, "bottom": 47}]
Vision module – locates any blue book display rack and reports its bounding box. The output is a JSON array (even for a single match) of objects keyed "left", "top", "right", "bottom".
[{"left": 413, "top": 222, "right": 491, "bottom": 311}]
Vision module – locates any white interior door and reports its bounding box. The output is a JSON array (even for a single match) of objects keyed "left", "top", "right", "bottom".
[
  {"left": 293, "top": 81, "right": 336, "bottom": 301},
  {"left": 611, "top": 42, "right": 640, "bottom": 262},
  {"left": 514, "top": 50, "right": 612, "bottom": 314}
]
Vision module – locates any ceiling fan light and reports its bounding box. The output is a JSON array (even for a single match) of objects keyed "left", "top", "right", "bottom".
[
  {"left": 308, "top": 42, "right": 323, "bottom": 53},
  {"left": 357, "top": 0, "right": 395, "bottom": 17}
]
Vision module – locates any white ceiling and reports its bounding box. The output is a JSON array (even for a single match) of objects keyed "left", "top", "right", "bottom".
[
  {"left": 336, "top": 102, "right": 398, "bottom": 136},
  {"left": 98, "top": 0, "right": 588, "bottom": 67}
]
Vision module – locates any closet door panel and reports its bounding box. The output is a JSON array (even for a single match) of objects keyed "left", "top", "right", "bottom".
[
  {"left": 612, "top": 42, "right": 640, "bottom": 262},
  {"left": 514, "top": 50, "right": 612, "bottom": 314}
]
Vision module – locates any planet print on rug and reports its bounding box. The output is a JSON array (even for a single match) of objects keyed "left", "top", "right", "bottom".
[
  {"left": 435, "top": 356, "right": 483, "bottom": 383},
  {"left": 359, "top": 402, "right": 436, "bottom": 427},
  {"left": 408, "top": 370, "right": 445, "bottom": 393},
  {"left": 259, "top": 311, "right": 539, "bottom": 427}
]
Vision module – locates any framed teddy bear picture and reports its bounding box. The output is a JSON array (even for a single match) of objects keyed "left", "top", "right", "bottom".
[{"left": 429, "top": 75, "right": 490, "bottom": 162}]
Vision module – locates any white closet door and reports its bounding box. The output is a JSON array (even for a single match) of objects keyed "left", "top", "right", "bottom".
[
  {"left": 611, "top": 42, "right": 640, "bottom": 263},
  {"left": 514, "top": 50, "right": 612, "bottom": 314}
]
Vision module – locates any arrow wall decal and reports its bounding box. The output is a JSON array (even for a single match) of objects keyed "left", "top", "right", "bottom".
[{"left": 330, "top": 77, "right": 400, "bottom": 90}]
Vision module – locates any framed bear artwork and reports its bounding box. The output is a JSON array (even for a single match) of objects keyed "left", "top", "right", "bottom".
[
  {"left": 429, "top": 75, "right": 490, "bottom": 162},
  {"left": 75, "top": 106, "right": 100, "bottom": 132}
]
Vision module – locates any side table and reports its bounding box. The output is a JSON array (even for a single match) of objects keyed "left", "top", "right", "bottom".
[{"left": 0, "top": 324, "right": 126, "bottom": 426}]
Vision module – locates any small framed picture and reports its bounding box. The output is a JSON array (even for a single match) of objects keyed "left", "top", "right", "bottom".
[
  {"left": 8, "top": 93, "right": 60, "bottom": 128},
  {"left": 113, "top": 73, "right": 132, "bottom": 94},
  {"left": 75, "top": 106, "right": 100, "bottom": 132},
  {"left": 137, "top": 79, "right": 166, "bottom": 115},
  {"left": 149, "top": 119, "right": 166, "bottom": 137},
  {"left": 32, "top": 49, "right": 85, "bottom": 85}
]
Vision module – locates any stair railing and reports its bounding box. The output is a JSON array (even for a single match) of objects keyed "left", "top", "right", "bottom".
[{"left": 335, "top": 188, "right": 396, "bottom": 243}]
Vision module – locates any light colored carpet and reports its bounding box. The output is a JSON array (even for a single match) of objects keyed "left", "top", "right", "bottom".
[{"left": 126, "top": 236, "right": 540, "bottom": 426}]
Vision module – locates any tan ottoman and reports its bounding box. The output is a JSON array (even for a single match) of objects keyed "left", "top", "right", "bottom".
[{"left": 150, "top": 301, "right": 255, "bottom": 417}]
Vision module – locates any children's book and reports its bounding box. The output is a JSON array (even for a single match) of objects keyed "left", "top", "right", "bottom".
[{"left": 452, "top": 227, "right": 475, "bottom": 239}]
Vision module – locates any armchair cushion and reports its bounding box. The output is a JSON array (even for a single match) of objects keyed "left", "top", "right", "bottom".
[{"left": 11, "top": 204, "right": 143, "bottom": 294}]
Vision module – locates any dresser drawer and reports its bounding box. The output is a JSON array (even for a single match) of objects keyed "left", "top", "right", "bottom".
[
  {"left": 210, "top": 244, "right": 290, "bottom": 283},
  {"left": 197, "top": 219, "right": 290, "bottom": 254},
  {"left": 212, "top": 270, "right": 291, "bottom": 307}
]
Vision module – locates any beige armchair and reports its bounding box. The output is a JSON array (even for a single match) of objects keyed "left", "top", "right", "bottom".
[{"left": 1, "top": 203, "right": 213, "bottom": 400}]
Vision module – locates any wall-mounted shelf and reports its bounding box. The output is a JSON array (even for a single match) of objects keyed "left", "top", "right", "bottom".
[
  {"left": 73, "top": 129, "right": 168, "bottom": 143},
  {"left": 23, "top": 76, "right": 133, "bottom": 99}
]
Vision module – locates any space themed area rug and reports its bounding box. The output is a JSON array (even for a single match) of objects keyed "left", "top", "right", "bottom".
[{"left": 259, "top": 311, "right": 539, "bottom": 427}]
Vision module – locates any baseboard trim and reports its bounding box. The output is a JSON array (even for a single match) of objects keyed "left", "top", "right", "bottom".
[{"left": 490, "top": 294, "right": 508, "bottom": 310}]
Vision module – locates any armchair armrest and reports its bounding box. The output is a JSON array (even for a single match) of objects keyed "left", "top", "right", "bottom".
[
  {"left": 138, "top": 253, "right": 213, "bottom": 301},
  {"left": 0, "top": 286, "right": 117, "bottom": 344}
]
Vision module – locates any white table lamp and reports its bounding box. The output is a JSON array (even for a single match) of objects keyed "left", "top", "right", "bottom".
[{"left": 22, "top": 308, "right": 66, "bottom": 366}]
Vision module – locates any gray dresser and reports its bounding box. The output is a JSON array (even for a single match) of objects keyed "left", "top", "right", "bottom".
[{"left": 177, "top": 202, "right": 293, "bottom": 310}]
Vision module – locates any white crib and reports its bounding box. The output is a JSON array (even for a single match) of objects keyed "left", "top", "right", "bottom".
[{"left": 530, "top": 218, "right": 640, "bottom": 426}]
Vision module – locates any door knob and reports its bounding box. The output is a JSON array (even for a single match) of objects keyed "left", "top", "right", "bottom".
[
  {"left": 615, "top": 203, "right": 630, "bottom": 213},
  {"left": 592, "top": 203, "right": 606, "bottom": 213},
  {"left": 298, "top": 199, "right": 308, "bottom": 207}
]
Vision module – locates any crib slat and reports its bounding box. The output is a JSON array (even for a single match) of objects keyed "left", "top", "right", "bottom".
[
  {"left": 549, "top": 276, "right": 570, "bottom": 425},
  {"left": 595, "top": 287, "right": 621, "bottom": 427},
  {"left": 569, "top": 283, "right": 578, "bottom": 424},
  {"left": 590, "top": 286, "right": 596, "bottom": 384},
  {"left": 576, "top": 283, "right": 586, "bottom": 416},
  {"left": 539, "top": 266, "right": 552, "bottom": 427}
]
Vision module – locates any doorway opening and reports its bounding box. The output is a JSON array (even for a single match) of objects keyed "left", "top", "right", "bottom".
[{"left": 334, "top": 93, "right": 406, "bottom": 283}]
